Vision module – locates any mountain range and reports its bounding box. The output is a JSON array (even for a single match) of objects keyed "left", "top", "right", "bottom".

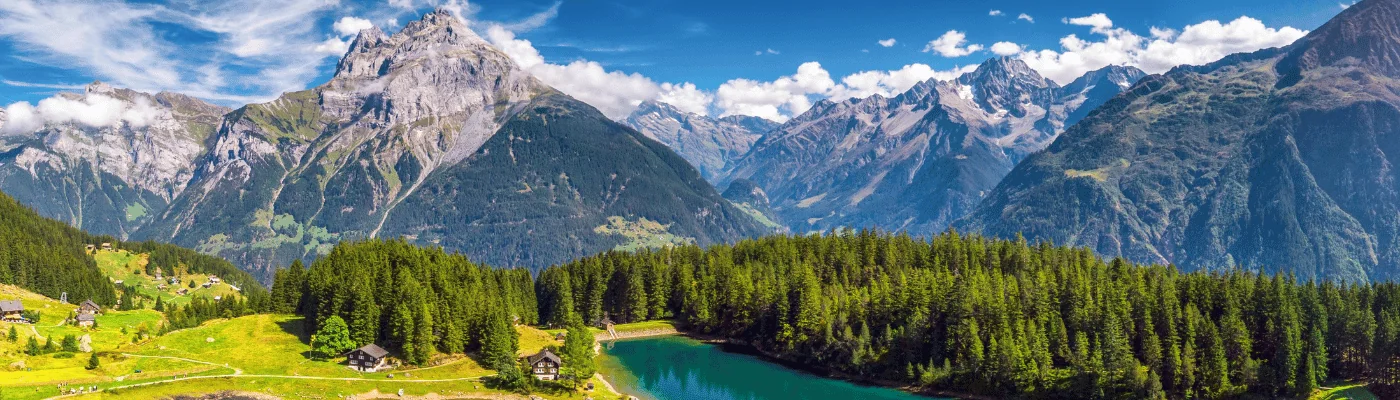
[
  {"left": 0, "top": 10, "right": 766, "bottom": 282},
  {"left": 4, "top": 0, "right": 1399, "bottom": 283},
  {"left": 718, "top": 58, "right": 1145, "bottom": 235},
  {"left": 956, "top": 0, "right": 1400, "bottom": 282}
]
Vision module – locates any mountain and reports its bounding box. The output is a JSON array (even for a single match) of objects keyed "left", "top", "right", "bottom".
[
  {"left": 622, "top": 100, "right": 778, "bottom": 183},
  {"left": 128, "top": 10, "right": 766, "bottom": 280},
  {"left": 721, "top": 58, "right": 1144, "bottom": 235},
  {"left": 0, "top": 83, "right": 228, "bottom": 237},
  {"left": 956, "top": 0, "right": 1400, "bottom": 282}
]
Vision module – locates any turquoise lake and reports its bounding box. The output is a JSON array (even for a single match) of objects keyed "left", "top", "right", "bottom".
[{"left": 598, "top": 335, "right": 944, "bottom": 400}]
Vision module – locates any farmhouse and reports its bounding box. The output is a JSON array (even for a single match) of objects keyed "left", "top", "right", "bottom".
[
  {"left": 0, "top": 300, "right": 23, "bottom": 322},
  {"left": 100, "top": 243, "right": 112, "bottom": 251},
  {"left": 76, "top": 313, "right": 95, "bottom": 328},
  {"left": 78, "top": 299, "right": 101, "bottom": 315},
  {"left": 526, "top": 349, "right": 562, "bottom": 381},
  {"left": 208, "top": 275, "right": 221, "bottom": 284},
  {"left": 347, "top": 344, "right": 389, "bottom": 372}
]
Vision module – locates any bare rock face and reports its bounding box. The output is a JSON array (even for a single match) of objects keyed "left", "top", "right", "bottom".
[
  {"left": 957, "top": 0, "right": 1400, "bottom": 282},
  {"left": 0, "top": 82, "right": 228, "bottom": 236},
  {"left": 723, "top": 58, "right": 1143, "bottom": 235},
  {"left": 622, "top": 100, "right": 777, "bottom": 183},
  {"left": 133, "top": 9, "right": 765, "bottom": 281}
]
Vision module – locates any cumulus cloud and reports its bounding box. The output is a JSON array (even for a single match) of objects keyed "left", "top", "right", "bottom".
[
  {"left": 715, "top": 62, "right": 835, "bottom": 122},
  {"left": 1, "top": 93, "right": 166, "bottom": 135},
  {"left": 1065, "top": 13, "right": 1113, "bottom": 31},
  {"left": 1018, "top": 13, "right": 1035, "bottom": 23},
  {"left": 924, "top": 30, "right": 983, "bottom": 57},
  {"left": 486, "top": 24, "right": 662, "bottom": 118},
  {"left": 827, "top": 63, "right": 976, "bottom": 101},
  {"left": 990, "top": 42, "right": 1023, "bottom": 56},
  {"left": 1022, "top": 15, "right": 1307, "bottom": 84},
  {"left": 989, "top": 10, "right": 1003, "bottom": 16},
  {"left": 878, "top": 38, "right": 897, "bottom": 47},
  {"left": 656, "top": 82, "right": 712, "bottom": 115},
  {"left": 333, "top": 16, "right": 374, "bottom": 36}
]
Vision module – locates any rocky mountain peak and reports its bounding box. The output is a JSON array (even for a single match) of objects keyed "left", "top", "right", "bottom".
[
  {"left": 956, "top": 56, "right": 1058, "bottom": 117},
  {"left": 334, "top": 8, "right": 499, "bottom": 81},
  {"left": 1279, "top": 0, "right": 1400, "bottom": 78}
]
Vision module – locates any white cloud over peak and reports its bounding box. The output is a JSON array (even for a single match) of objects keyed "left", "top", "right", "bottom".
[
  {"left": 1022, "top": 15, "right": 1306, "bottom": 84},
  {"left": 924, "top": 30, "right": 983, "bottom": 57},
  {"left": 878, "top": 38, "right": 897, "bottom": 47},
  {"left": 333, "top": 16, "right": 374, "bottom": 36},
  {"left": 990, "top": 42, "right": 1023, "bottom": 56},
  {"left": 1, "top": 93, "right": 165, "bottom": 135}
]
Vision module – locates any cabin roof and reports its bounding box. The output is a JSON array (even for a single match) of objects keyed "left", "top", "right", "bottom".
[
  {"left": 527, "top": 348, "right": 562, "bottom": 365},
  {"left": 80, "top": 299, "right": 100, "bottom": 309},
  {"left": 0, "top": 300, "right": 21, "bottom": 312},
  {"left": 354, "top": 344, "right": 389, "bottom": 358}
]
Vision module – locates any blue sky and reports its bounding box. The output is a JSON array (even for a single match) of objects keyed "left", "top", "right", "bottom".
[{"left": 0, "top": 0, "right": 1353, "bottom": 122}]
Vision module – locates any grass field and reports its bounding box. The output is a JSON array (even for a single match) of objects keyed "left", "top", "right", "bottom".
[
  {"left": 1310, "top": 383, "right": 1379, "bottom": 400},
  {"left": 0, "top": 284, "right": 633, "bottom": 399},
  {"left": 93, "top": 250, "right": 240, "bottom": 307}
]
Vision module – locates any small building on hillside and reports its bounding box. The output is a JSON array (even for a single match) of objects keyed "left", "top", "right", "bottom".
[
  {"left": 76, "top": 313, "right": 95, "bottom": 328},
  {"left": 0, "top": 300, "right": 24, "bottom": 322},
  {"left": 100, "top": 243, "right": 112, "bottom": 251},
  {"left": 84, "top": 244, "right": 95, "bottom": 252},
  {"left": 154, "top": 267, "right": 164, "bottom": 280},
  {"left": 347, "top": 344, "right": 390, "bottom": 372},
  {"left": 526, "top": 349, "right": 562, "bottom": 381},
  {"left": 176, "top": 288, "right": 189, "bottom": 296},
  {"left": 78, "top": 299, "right": 101, "bottom": 316},
  {"left": 208, "top": 275, "right": 221, "bottom": 284}
]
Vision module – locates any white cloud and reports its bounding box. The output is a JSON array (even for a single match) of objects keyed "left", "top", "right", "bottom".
[
  {"left": 486, "top": 24, "right": 665, "bottom": 119},
  {"left": 0, "top": 0, "right": 347, "bottom": 105},
  {"left": 314, "top": 37, "right": 350, "bottom": 55},
  {"left": 990, "top": 42, "right": 1023, "bottom": 56},
  {"left": 1022, "top": 15, "right": 1307, "bottom": 84},
  {"left": 1018, "top": 13, "right": 1035, "bottom": 23},
  {"left": 333, "top": 16, "right": 374, "bottom": 37},
  {"left": 715, "top": 62, "right": 836, "bottom": 122},
  {"left": 878, "top": 38, "right": 897, "bottom": 47},
  {"left": 1340, "top": 1, "right": 1357, "bottom": 9},
  {"left": 827, "top": 63, "right": 976, "bottom": 100},
  {"left": 657, "top": 82, "right": 712, "bottom": 115},
  {"left": 924, "top": 30, "right": 984, "bottom": 57},
  {"left": 1, "top": 93, "right": 165, "bottom": 135},
  {"left": 989, "top": 10, "right": 1003, "bottom": 16},
  {"left": 755, "top": 48, "right": 780, "bottom": 56},
  {"left": 1065, "top": 13, "right": 1113, "bottom": 31}
]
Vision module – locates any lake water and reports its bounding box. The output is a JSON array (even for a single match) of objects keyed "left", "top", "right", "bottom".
[{"left": 598, "top": 335, "right": 941, "bottom": 400}]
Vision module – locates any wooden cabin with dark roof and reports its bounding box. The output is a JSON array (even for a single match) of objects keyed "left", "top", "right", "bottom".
[
  {"left": 526, "top": 349, "right": 562, "bottom": 381},
  {"left": 0, "top": 300, "right": 23, "bottom": 322},
  {"left": 347, "top": 344, "right": 389, "bottom": 372},
  {"left": 78, "top": 299, "right": 101, "bottom": 316}
]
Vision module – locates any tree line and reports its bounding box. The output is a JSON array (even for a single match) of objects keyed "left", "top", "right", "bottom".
[
  {"left": 268, "top": 239, "right": 537, "bottom": 366},
  {"left": 535, "top": 229, "right": 1400, "bottom": 399}
]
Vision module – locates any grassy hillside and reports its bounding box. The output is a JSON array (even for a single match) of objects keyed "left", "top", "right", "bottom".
[
  {"left": 94, "top": 250, "right": 240, "bottom": 307},
  {"left": 0, "top": 284, "right": 623, "bottom": 400}
]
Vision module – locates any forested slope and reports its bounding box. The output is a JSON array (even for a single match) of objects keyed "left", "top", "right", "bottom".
[{"left": 536, "top": 230, "right": 1400, "bottom": 399}]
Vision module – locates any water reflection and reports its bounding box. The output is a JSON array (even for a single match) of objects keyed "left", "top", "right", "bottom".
[{"left": 600, "top": 336, "right": 936, "bottom": 400}]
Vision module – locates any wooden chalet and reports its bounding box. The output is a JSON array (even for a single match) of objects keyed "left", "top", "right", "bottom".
[
  {"left": 347, "top": 344, "right": 389, "bottom": 372},
  {"left": 0, "top": 300, "right": 23, "bottom": 322},
  {"left": 76, "top": 313, "right": 95, "bottom": 328},
  {"left": 526, "top": 349, "right": 562, "bottom": 381},
  {"left": 100, "top": 243, "right": 112, "bottom": 251},
  {"left": 78, "top": 299, "right": 101, "bottom": 315}
]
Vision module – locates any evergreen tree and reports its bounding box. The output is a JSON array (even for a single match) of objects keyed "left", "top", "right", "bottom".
[
  {"left": 61, "top": 334, "right": 78, "bottom": 352},
  {"left": 6, "top": 325, "right": 15, "bottom": 342},
  {"left": 24, "top": 336, "right": 38, "bottom": 355},
  {"left": 561, "top": 313, "right": 597, "bottom": 389},
  {"left": 86, "top": 352, "right": 100, "bottom": 370}
]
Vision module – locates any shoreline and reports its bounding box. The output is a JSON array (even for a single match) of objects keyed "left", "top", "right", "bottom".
[{"left": 602, "top": 331, "right": 991, "bottom": 400}]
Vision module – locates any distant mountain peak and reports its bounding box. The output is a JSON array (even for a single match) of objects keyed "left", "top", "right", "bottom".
[
  {"left": 334, "top": 8, "right": 500, "bottom": 81},
  {"left": 955, "top": 56, "right": 1058, "bottom": 117}
]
